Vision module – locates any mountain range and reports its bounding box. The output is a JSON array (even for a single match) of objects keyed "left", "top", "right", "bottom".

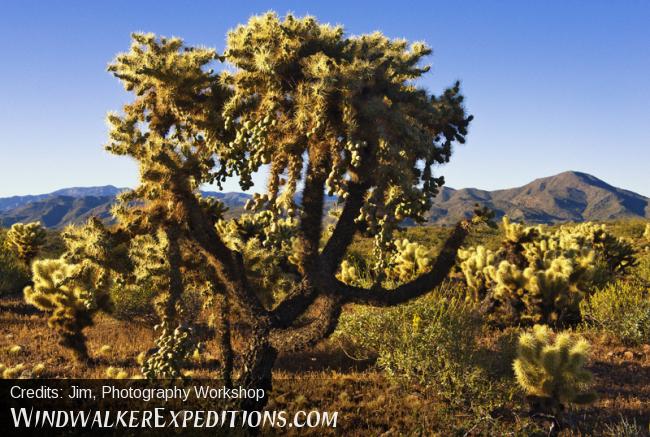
[{"left": 0, "top": 171, "right": 647, "bottom": 228}]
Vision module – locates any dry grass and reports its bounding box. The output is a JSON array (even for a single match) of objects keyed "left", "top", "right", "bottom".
[{"left": 1, "top": 295, "right": 649, "bottom": 435}]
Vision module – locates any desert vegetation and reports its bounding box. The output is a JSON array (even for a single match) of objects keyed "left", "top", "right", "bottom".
[{"left": 1, "top": 12, "right": 649, "bottom": 436}]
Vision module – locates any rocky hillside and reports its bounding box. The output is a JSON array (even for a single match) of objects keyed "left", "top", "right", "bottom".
[
  {"left": 429, "top": 171, "right": 649, "bottom": 225},
  {"left": 1, "top": 172, "right": 647, "bottom": 228}
]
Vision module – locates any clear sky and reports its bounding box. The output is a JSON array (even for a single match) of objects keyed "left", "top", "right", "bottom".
[{"left": 0, "top": 0, "right": 648, "bottom": 197}]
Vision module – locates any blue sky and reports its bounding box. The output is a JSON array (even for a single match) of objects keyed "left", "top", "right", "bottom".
[{"left": 0, "top": 0, "right": 648, "bottom": 197}]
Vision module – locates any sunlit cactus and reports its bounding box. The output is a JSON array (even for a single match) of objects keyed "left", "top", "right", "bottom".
[
  {"left": 644, "top": 223, "right": 650, "bottom": 240},
  {"left": 6, "top": 222, "right": 46, "bottom": 265},
  {"left": 217, "top": 211, "right": 301, "bottom": 305},
  {"left": 386, "top": 239, "right": 434, "bottom": 283},
  {"left": 502, "top": 216, "right": 538, "bottom": 243},
  {"left": 513, "top": 325, "right": 596, "bottom": 411},
  {"left": 458, "top": 245, "right": 498, "bottom": 300},
  {"left": 458, "top": 217, "right": 636, "bottom": 326},
  {"left": 24, "top": 258, "right": 111, "bottom": 361},
  {"left": 101, "top": 12, "right": 476, "bottom": 409},
  {"left": 338, "top": 260, "right": 360, "bottom": 285}
]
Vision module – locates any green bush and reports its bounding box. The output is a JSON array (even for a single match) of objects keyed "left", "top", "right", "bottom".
[
  {"left": 334, "top": 282, "right": 485, "bottom": 401},
  {"left": 109, "top": 284, "right": 157, "bottom": 320},
  {"left": 580, "top": 279, "right": 650, "bottom": 345},
  {"left": 634, "top": 252, "right": 650, "bottom": 283}
]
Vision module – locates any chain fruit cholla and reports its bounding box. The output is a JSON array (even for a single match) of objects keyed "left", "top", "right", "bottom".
[
  {"left": 513, "top": 324, "right": 596, "bottom": 411},
  {"left": 26, "top": 12, "right": 484, "bottom": 410},
  {"left": 458, "top": 217, "right": 636, "bottom": 325},
  {"left": 6, "top": 222, "right": 46, "bottom": 265}
]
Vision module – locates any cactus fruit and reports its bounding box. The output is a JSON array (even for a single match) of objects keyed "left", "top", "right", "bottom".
[
  {"left": 142, "top": 322, "right": 199, "bottom": 379},
  {"left": 513, "top": 325, "right": 596, "bottom": 411},
  {"left": 6, "top": 222, "right": 46, "bottom": 265}
]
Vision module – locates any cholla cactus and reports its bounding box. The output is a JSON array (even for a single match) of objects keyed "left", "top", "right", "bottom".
[
  {"left": 6, "top": 222, "right": 46, "bottom": 265},
  {"left": 644, "top": 223, "right": 650, "bottom": 240},
  {"left": 1, "top": 363, "right": 28, "bottom": 379},
  {"left": 337, "top": 240, "right": 434, "bottom": 287},
  {"left": 458, "top": 217, "right": 636, "bottom": 326},
  {"left": 458, "top": 245, "right": 498, "bottom": 300},
  {"left": 386, "top": 239, "right": 434, "bottom": 283},
  {"left": 142, "top": 322, "right": 199, "bottom": 378},
  {"left": 24, "top": 258, "right": 111, "bottom": 361},
  {"left": 338, "top": 260, "right": 360, "bottom": 285},
  {"left": 102, "top": 14, "right": 475, "bottom": 408},
  {"left": 513, "top": 325, "right": 596, "bottom": 411},
  {"left": 502, "top": 216, "right": 538, "bottom": 243},
  {"left": 572, "top": 222, "right": 636, "bottom": 275}
]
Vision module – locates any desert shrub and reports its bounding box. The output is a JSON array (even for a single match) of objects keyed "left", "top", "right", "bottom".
[
  {"left": 604, "top": 415, "right": 644, "bottom": 437},
  {"left": 458, "top": 217, "right": 636, "bottom": 326},
  {"left": 513, "top": 325, "right": 596, "bottom": 412},
  {"left": 634, "top": 252, "right": 650, "bottom": 283},
  {"left": 109, "top": 284, "right": 157, "bottom": 320},
  {"left": 334, "top": 282, "right": 485, "bottom": 401},
  {"left": 580, "top": 279, "right": 650, "bottom": 345}
]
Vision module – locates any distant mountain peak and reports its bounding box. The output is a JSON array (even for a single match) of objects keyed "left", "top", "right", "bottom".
[
  {"left": 0, "top": 172, "right": 647, "bottom": 228},
  {"left": 429, "top": 171, "right": 649, "bottom": 225}
]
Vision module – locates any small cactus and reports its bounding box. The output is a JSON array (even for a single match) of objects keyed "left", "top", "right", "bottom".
[
  {"left": 513, "top": 325, "right": 596, "bottom": 411},
  {"left": 338, "top": 260, "right": 360, "bottom": 285},
  {"left": 6, "top": 222, "right": 46, "bottom": 265},
  {"left": 386, "top": 239, "right": 433, "bottom": 283},
  {"left": 8, "top": 345, "right": 23, "bottom": 355},
  {"left": 2, "top": 363, "right": 27, "bottom": 379},
  {"left": 458, "top": 245, "right": 498, "bottom": 300},
  {"left": 105, "top": 366, "right": 129, "bottom": 379},
  {"left": 24, "top": 258, "right": 111, "bottom": 361},
  {"left": 31, "top": 363, "right": 46, "bottom": 377}
]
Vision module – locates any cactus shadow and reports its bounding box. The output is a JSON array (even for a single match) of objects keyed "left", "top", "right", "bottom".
[
  {"left": 275, "top": 341, "right": 375, "bottom": 373},
  {"left": 0, "top": 297, "right": 41, "bottom": 316}
]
